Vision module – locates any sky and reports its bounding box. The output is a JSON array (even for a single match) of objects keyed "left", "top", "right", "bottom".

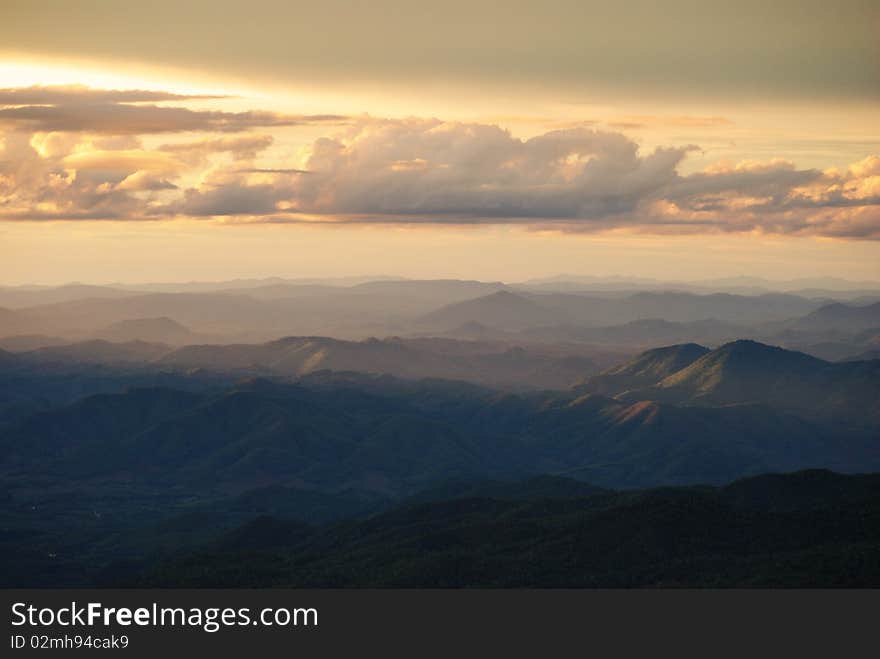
[{"left": 1, "top": 0, "right": 879, "bottom": 284}]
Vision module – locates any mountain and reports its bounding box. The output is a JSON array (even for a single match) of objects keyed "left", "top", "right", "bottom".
[
  {"left": 0, "top": 307, "right": 36, "bottom": 336},
  {"left": 598, "top": 291, "right": 821, "bottom": 325},
  {"left": 419, "top": 290, "right": 558, "bottom": 330},
  {"left": 0, "top": 380, "right": 493, "bottom": 495},
  {"left": 418, "top": 290, "right": 824, "bottom": 333},
  {"left": 0, "top": 284, "right": 132, "bottom": 309},
  {"left": 20, "top": 339, "right": 172, "bottom": 365},
  {"left": 10, "top": 283, "right": 509, "bottom": 339},
  {"left": 577, "top": 343, "right": 710, "bottom": 395},
  {"left": 0, "top": 348, "right": 21, "bottom": 367},
  {"left": 0, "top": 362, "right": 235, "bottom": 422},
  {"left": 156, "top": 335, "right": 602, "bottom": 390},
  {"left": 0, "top": 334, "right": 67, "bottom": 352},
  {"left": 349, "top": 278, "right": 506, "bottom": 301},
  {"left": 406, "top": 475, "right": 608, "bottom": 503},
  {"left": 2, "top": 280, "right": 832, "bottom": 341},
  {"left": 4, "top": 368, "right": 877, "bottom": 497},
  {"left": 437, "top": 321, "right": 514, "bottom": 341},
  {"left": 93, "top": 317, "right": 198, "bottom": 345},
  {"left": 139, "top": 470, "right": 880, "bottom": 588},
  {"left": 15, "top": 292, "right": 278, "bottom": 336},
  {"left": 517, "top": 274, "right": 880, "bottom": 296},
  {"left": 2, "top": 347, "right": 878, "bottom": 588},
  {"left": 632, "top": 340, "right": 880, "bottom": 421},
  {"left": 522, "top": 318, "right": 743, "bottom": 346},
  {"left": 789, "top": 302, "right": 880, "bottom": 332}
]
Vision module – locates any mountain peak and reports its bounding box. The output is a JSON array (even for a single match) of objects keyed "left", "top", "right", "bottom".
[
  {"left": 654, "top": 340, "right": 841, "bottom": 408},
  {"left": 709, "top": 339, "right": 825, "bottom": 365},
  {"left": 606, "top": 343, "right": 710, "bottom": 378}
]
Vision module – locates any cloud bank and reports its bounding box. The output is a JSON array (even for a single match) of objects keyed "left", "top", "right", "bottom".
[{"left": 1, "top": 87, "right": 878, "bottom": 238}]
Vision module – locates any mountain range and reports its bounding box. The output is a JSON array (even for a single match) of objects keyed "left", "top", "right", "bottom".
[
  {"left": 3, "top": 280, "right": 878, "bottom": 355},
  {"left": 6, "top": 470, "right": 880, "bottom": 587},
  {"left": 1, "top": 276, "right": 879, "bottom": 588},
  {"left": 136, "top": 469, "right": 880, "bottom": 588},
  {"left": 3, "top": 340, "right": 877, "bottom": 499}
]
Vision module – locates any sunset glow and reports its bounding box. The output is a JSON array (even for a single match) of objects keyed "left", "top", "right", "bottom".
[{"left": 1, "top": 1, "right": 878, "bottom": 284}]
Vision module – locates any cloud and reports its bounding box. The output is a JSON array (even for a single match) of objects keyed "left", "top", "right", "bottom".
[
  {"left": 235, "top": 167, "right": 312, "bottom": 175},
  {"left": 280, "top": 119, "right": 696, "bottom": 220},
  {"left": 261, "top": 119, "right": 876, "bottom": 238},
  {"left": 157, "top": 135, "right": 275, "bottom": 167},
  {"left": 0, "top": 84, "right": 224, "bottom": 105},
  {"left": 173, "top": 182, "right": 284, "bottom": 216},
  {"left": 0, "top": 104, "right": 343, "bottom": 134},
  {"left": 116, "top": 171, "right": 178, "bottom": 192},
  {"left": 0, "top": 85, "right": 348, "bottom": 134},
  {"left": 62, "top": 149, "right": 184, "bottom": 175},
  {"left": 1, "top": 109, "right": 879, "bottom": 238}
]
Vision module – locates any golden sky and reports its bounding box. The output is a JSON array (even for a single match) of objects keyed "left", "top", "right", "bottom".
[{"left": 1, "top": 0, "right": 878, "bottom": 284}]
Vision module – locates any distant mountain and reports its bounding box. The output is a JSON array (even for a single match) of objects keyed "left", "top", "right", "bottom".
[
  {"left": 16, "top": 292, "right": 278, "bottom": 336},
  {"left": 21, "top": 339, "right": 172, "bottom": 364},
  {"left": 419, "top": 290, "right": 558, "bottom": 330},
  {"left": 602, "top": 291, "right": 821, "bottom": 325},
  {"left": 11, "top": 283, "right": 510, "bottom": 339},
  {"left": 522, "top": 318, "right": 743, "bottom": 346},
  {"left": 0, "top": 284, "right": 132, "bottom": 309},
  {"left": 789, "top": 302, "right": 880, "bottom": 332},
  {"left": 1, "top": 280, "right": 835, "bottom": 341},
  {"left": 437, "top": 321, "right": 515, "bottom": 341},
  {"left": 350, "top": 278, "right": 506, "bottom": 300},
  {"left": 156, "top": 335, "right": 600, "bottom": 389},
  {"left": 417, "top": 290, "right": 823, "bottom": 333},
  {"left": 517, "top": 274, "right": 880, "bottom": 296},
  {"left": 784, "top": 340, "right": 876, "bottom": 362},
  {"left": 109, "top": 275, "right": 404, "bottom": 293},
  {"left": 0, "top": 334, "right": 67, "bottom": 352},
  {"left": 93, "top": 317, "right": 197, "bottom": 345},
  {"left": 0, "top": 307, "right": 36, "bottom": 336}
]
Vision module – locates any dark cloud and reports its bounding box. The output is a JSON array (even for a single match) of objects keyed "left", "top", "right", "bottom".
[
  {"left": 0, "top": 84, "right": 224, "bottom": 105},
  {"left": 0, "top": 104, "right": 345, "bottom": 134},
  {"left": 173, "top": 182, "right": 287, "bottom": 216},
  {"left": 2, "top": 2, "right": 877, "bottom": 101},
  {"left": 0, "top": 85, "right": 348, "bottom": 134}
]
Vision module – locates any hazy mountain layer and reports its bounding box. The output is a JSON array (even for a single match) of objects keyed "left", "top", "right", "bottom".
[{"left": 3, "top": 342, "right": 877, "bottom": 498}]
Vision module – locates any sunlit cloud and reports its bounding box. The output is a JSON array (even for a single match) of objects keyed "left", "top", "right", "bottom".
[{"left": 0, "top": 85, "right": 878, "bottom": 239}]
